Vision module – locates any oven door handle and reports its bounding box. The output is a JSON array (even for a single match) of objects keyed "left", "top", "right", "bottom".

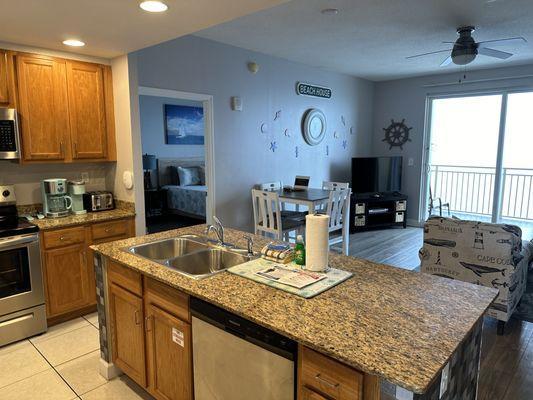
[{"left": 0, "top": 234, "right": 38, "bottom": 249}]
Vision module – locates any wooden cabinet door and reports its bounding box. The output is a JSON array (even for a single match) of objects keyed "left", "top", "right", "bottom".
[
  {"left": 146, "top": 303, "right": 192, "bottom": 400},
  {"left": 43, "top": 243, "right": 90, "bottom": 317},
  {"left": 16, "top": 54, "right": 70, "bottom": 161},
  {"left": 0, "top": 50, "right": 9, "bottom": 105},
  {"left": 66, "top": 61, "right": 107, "bottom": 159},
  {"left": 301, "top": 386, "right": 330, "bottom": 400},
  {"left": 109, "top": 283, "right": 146, "bottom": 387}
]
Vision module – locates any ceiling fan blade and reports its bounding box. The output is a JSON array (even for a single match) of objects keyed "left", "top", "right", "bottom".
[
  {"left": 406, "top": 49, "right": 451, "bottom": 60},
  {"left": 478, "top": 47, "right": 513, "bottom": 59},
  {"left": 440, "top": 56, "right": 453, "bottom": 67},
  {"left": 478, "top": 37, "right": 527, "bottom": 47}
]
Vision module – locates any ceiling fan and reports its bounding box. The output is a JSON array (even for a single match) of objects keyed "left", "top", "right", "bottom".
[{"left": 406, "top": 26, "right": 527, "bottom": 67}]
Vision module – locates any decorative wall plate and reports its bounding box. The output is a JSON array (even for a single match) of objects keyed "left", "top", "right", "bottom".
[{"left": 302, "top": 108, "right": 327, "bottom": 146}]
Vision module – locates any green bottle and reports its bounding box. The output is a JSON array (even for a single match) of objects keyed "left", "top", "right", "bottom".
[{"left": 294, "top": 235, "right": 305, "bottom": 266}]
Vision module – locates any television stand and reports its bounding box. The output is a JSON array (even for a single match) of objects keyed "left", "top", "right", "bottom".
[{"left": 350, "top": 192, "right": 407, "bottom": 232}]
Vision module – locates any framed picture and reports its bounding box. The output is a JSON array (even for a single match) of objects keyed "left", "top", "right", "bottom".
[{"left": 164, "top": 104, "right": 205, "bottom": 145}]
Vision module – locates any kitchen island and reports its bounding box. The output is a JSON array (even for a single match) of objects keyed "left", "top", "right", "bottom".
[{"left": 92, "top": 225, "right": 497, "bottom": 400}]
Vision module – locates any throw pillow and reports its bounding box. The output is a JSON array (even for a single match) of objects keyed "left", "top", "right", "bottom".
[{"left": 177, "top": 166, "right": 201, "bottom": 186}]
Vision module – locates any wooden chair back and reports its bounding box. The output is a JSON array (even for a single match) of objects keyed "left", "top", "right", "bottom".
[
  {"left": 325, "top": 188, "right": 351, "bottom": 232},
  {"left": 251, "top": 189, "right": 282, "bottom": 239},
  {"left": 322, "top": 181, "right": 349, "bottom": 191}
]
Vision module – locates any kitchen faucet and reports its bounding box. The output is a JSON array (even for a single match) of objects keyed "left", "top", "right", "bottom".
[{"left": 206, "top": 216, "right": 227, "bottom": 246}]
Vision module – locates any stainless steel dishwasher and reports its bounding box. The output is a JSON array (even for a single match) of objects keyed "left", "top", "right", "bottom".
[{"left": 191, "top": 297, "right": 297, "bottom": 400}]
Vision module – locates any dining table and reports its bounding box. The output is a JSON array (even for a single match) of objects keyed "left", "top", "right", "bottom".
[{"left": 275, "top": 188, "right": 332, "bottom": 212}]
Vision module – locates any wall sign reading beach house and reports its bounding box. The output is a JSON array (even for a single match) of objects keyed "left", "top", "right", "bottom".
[{"left": 296, "top": 82, "right": 332, "bottom": 99}]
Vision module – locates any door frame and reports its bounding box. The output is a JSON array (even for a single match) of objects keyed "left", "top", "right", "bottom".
[
  {"left": 420, "top": 86, "right": 533, "bottom": 224},
  {"left": 137, "top": 86, "right": 216, "bottom": 225}
]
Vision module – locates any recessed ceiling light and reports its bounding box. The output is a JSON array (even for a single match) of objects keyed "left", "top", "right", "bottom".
[
  {"left": 62, "top": 39, "right": 85, "bottom": 47},
  {"left": 321, "top": 8, "right": 339, "bottom": 15},
  {"left": 140, "top": 1, "right": 168, "bottom": 13}
]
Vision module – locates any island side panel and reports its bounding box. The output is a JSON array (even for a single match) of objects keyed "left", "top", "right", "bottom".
[
  {"left": 94, "top": 253, "right": 110, "bottom": 363},
  {"left": 381, "top": 318, "right": 483, "bottom": 400}
]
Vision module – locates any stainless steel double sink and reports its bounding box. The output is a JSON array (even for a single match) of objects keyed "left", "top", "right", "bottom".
[{"left": 124, "top": 235, "right": 254, "bottom": 279}]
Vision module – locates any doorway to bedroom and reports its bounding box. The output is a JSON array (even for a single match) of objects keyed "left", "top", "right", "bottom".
[{"left": 138, "top": 87, "right": 214, "bottom": 234}]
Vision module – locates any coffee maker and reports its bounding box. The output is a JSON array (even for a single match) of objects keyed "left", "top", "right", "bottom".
[
  {"left": 41, "top": 179, "right": 72, "bottom": 218},
  {"left": 68, "top": 180, "right": 87, "bottom": 215}
]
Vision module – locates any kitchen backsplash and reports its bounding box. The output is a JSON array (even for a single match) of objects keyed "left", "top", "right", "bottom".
[{"left": 0, "top": 162, "right": 112, "bottom": 205}]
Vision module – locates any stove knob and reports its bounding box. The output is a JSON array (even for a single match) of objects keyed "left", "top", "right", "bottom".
[{"left": 2, "top": 190, "right": 10, "bottom": 198}]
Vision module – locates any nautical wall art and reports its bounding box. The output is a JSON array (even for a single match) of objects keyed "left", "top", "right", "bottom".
[
  {"left": 301, "top": 108, "right": 327, "bottom": 146},
  {"left": 382, "top": 118, "right": 412, "bottom": 150},
  {"left": 164, "top": 104, "right": 205, "bottom": 145}
]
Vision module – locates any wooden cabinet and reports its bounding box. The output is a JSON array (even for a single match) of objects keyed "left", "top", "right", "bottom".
[
  {"left": 4, "top": 48, "right": 116, "bottom": 163},
  {"left": 16, "top": 54, "right": 70, "bottom": 161},
  {"left": 41, "top": 217, "right": 134, "bottom": 325},
  {"left": 66, "top": 61, "right": 108, "bottom": 160},
  {"left": 109, "top": 282, "right": 146, "bottom": 387},
  {"left": 145, "top": 303, "right": 193, "bottom": 400},
  {"left": 43, "top": 242, "right": 90, "bottom": 317},
  {"left": 298, "top": 346, "right": 364, "bottom": 400},
  {"left": 107, "top": 268, "right": 193, "bottom": 400}
]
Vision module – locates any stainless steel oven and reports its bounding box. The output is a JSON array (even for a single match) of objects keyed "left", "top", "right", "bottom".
[{"left": 0, "top": 186, "right": 46, "bottom": 346}]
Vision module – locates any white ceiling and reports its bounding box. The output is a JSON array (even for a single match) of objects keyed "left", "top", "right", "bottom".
[
  {"left": 0, "top": 0, "right": 289, "bottom": 59},
  {"left": 195, "top": 0, "right": 533, "bottom": 81}
]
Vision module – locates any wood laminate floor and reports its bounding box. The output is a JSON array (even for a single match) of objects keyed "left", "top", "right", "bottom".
[{"left": 338, "top": 227, "right": 423, "bottom": 270}]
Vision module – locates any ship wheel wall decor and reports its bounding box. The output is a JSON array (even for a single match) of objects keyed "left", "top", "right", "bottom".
[{"left": 382, "top": 119, "right": 412, "bottom": 150}]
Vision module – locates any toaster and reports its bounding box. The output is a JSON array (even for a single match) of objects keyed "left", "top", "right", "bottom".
[{"left": 83, "top": 191, "right": 115, "bottom": 212}]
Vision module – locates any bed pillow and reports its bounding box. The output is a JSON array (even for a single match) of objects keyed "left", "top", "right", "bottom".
[
  {"left": 168, "top": 166, "right": 180, "bottom": 185},
  {"left": 198, "top": 165, "right": 206, "bottom": 185},
  {"left": 177, "top": 166, "right": 201, "bottom": 186}
]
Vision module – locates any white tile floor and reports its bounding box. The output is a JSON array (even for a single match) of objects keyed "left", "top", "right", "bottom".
[{"left": 0, "top": 313, "right": 153, "bottom": 400}]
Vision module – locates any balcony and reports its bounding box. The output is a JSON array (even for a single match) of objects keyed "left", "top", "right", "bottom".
[{"left": 429, "top": 164, "right": 533, "bottom": 237}]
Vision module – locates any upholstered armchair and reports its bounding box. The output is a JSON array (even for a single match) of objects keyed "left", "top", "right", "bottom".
[{"left": 420, "top": 217, "right": 531, "bottom": 334}]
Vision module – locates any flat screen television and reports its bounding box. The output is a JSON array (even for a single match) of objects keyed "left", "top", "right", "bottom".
[{"left": 352, "top": 156, "right": 402, "bottom": 194}]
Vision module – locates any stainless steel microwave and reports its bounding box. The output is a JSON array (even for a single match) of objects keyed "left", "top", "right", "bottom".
[{"left": 0, "top": 108, "right": 20, "bottom": 160}]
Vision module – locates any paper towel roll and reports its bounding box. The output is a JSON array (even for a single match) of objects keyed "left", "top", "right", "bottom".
[{"left": 305, "top": 213, "right": 330, "bottom": 272}]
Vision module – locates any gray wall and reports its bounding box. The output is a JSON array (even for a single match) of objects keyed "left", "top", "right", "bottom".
[
  {"left": 139, "top": 95, "right": 205, "bottom": 159},
  {"left": 372, "top": 64, "right": 533, "bottom": 224},
  {"left": 133, "top": 35, "right": 374, "bottom": 230}
]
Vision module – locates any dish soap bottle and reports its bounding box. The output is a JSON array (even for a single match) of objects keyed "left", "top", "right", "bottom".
[{"left": 294, "top": 235, "right": 305, "bottom": 266}]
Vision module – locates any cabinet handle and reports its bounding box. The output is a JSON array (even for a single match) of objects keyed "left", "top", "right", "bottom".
[
  {"left": 105, "top": 228, "right": 111, "bottom": 233},
  {"left": 59, "top": 141, "right": 64, "bottom": 156},
  {"left": 145, "top": 315, "right": 153, "bottom": 332},
  {"left": 73, "top": 142, "right": 78, "bottom": 156},
  {"left": 134, "top": 309, "right": 142, "bottom": 325},
  {"left": 59, "top": 236, "right": 65, "bottom": 241},
  {"left": 315, "top": 374, "right": 340, "bottom": 389}
]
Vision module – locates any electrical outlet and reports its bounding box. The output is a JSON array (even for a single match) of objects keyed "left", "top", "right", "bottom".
[
  {"left": 396, "top": 387, "right": 413, "bottom": 400},
  {"left": 408, "top": 157, "right": 415, "bottom": 167},
  {"left": 439, "top": 362, "right": 450, "bottom": 398},
  {"left": 81, "top": 172, "right": 89, "bottom": 184}
]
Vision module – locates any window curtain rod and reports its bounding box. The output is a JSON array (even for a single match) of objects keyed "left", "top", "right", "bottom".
[{"left": 422, "top": 74, "right": 533, "bottom": 88}]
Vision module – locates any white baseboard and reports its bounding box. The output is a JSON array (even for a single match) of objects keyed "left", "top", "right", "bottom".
[{"left": 99, "top": 358, "right": 123, "bottom": 380}]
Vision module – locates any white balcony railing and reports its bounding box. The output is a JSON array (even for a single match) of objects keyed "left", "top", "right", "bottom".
[{"left": 429, "top": 165, "right": 533, "bottom": 221}]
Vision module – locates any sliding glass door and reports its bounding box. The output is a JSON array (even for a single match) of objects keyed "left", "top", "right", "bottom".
[{"left": 425, "top": 90, "right": 533, "bottom": 238}]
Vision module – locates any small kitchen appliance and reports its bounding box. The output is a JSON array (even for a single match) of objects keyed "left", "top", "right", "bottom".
[
  {"left": 0, "top": 108, "right": 21, "bottom": 160},
  {"left": 83, "top": 191, "right": 114, "bottom": 212},
  {"left": 0, "top": 185, "right": 47, "bottom": 346},
  {"left": 68, "top": 180, "right": 87, "bottom": 215},
  {"left": 41, "top": 178, "right": 72, "bottom": 218}
]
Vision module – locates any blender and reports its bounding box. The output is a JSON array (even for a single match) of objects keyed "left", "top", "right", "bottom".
[
  {"left": 68, "top": 180, "right": 87, "bottom": 215},
  {"left": 41, "top": 179, "right": 72, "bottom": 218}
]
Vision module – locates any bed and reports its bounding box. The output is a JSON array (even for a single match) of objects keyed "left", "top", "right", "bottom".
[{"left": 157, "top": 158, "right": 207, "bottom": 220}]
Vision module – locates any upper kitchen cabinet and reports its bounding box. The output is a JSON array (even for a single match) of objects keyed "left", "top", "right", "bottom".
[
  {"left": 16, "top": 54, "right": 70, "bottom": 161},
  {"left": 0, "top": 50, "right": 10, "bottom": 105},
  {"left": 66, "top": 61, "right": 115, "bottom": 160},
  {"left": 12, "top": 50, "right": 116, "bottom": 163}
]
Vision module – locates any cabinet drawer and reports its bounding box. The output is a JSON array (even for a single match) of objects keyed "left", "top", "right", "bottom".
[
  {"left": 108, "top": 261, "right": 142, "bottom": 297},
  {"left": 300, "top": 346, "right": 363, "bottom": 400},
  {"left": 43, "top": 226, "right": 86, "bottom": 249},
  {"left": 144, "top": 277, "right": 189, "bottom": 322},
  {"left": 301, "top": 386, "right": 330, "bottom": 400},
  {"left": 92, "top": 220, "right": 129, "bottom": 241}
]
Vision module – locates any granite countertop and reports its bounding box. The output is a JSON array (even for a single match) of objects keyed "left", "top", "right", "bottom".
[
  {"left": 31, "top": 208, "right": 135, "bottom": 231},
  {"left": 91, "top": 225, "right": 498, "bottom": 394}
]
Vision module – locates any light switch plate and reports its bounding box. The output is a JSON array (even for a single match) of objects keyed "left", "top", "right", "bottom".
[
  {"left": 408, "top": 157, "right": 414, "bottom": 167},
  {"left": 439, "top": 362, "right": 450, "bottom": 398}
]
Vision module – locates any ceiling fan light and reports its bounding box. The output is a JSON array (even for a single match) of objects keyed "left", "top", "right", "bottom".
[
  {"left": 140, "top": 1, "right": 168, "bottom": 13},
  {"left": 453, "top": 53, "right": 476, "bottom": 65}
]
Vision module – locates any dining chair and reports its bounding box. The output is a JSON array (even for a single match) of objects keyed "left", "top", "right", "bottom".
[
  {"left": 322, "top": 181, "right": 349, "bottom": 190},
  {"left": 324, "top": 188, "right": 351, "bottom": 255},
  {"left": 256, "top": 181, "right": 307, "bottom": 222},
  {"left": 251, "top": 189, "right": 304, "bottom": 241}
]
